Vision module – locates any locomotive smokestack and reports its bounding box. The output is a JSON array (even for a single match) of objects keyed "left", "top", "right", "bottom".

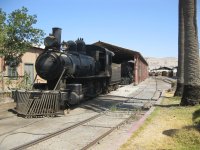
[{"left": 52, "top": 27, "right": 62, "bottom": 49}]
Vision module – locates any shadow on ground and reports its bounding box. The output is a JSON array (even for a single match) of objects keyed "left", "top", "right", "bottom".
[
  {"left": 193, "top": 108, "right": 200, "bottom": 127},
  {"left": 154, "top": 104, "right": 180, "bottom": 108},
  {"left": 78, "top": 95, "right": 142, "bottom": 113},
  {"left": 163, "top": 125, "right": 200, "bottom": 137}
]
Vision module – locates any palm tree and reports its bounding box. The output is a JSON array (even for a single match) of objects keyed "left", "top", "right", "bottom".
[
  {"left": 174, "top": 0, "right": 184, "bottom": 96},
  {"left": 181, "top": 0, "right": 200, "bottom": 105}
]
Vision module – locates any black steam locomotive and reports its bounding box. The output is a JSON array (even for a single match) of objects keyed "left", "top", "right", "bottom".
[
  {"left": 13, "top": 27, "right": 123, "bottom": 117},
  {"left": 33, "top": 28, "right": 120, "bottom": 106}
]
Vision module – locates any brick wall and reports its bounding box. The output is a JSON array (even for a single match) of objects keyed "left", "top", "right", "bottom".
[{"left": 134, "top": 55, "right": 149, "bottom": 85}]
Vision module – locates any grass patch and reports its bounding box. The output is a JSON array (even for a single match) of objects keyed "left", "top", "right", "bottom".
[
  {"left": 173, "top": 128, "right": 200, "bottom": 150},
  {"left": 120, "top": 92, "right": 200, "bottom": 150},
  {"left": 110, "top": 105, "right": 117, "bottom": 112}
]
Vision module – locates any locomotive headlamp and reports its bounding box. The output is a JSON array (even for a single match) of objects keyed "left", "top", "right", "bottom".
[{"left": 44, "top": 36, "right": 58, "bottom": 47}]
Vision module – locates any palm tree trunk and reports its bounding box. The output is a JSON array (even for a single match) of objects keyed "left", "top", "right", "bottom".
[
  {"left": 181, "top": 0, "right": 200, "bottom": 105},
  {"left": 174, "top": 0, "right": 184, "bottom": 96}
]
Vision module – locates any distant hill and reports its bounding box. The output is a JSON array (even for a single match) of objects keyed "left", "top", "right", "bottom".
[{"left": 145, "top": 57, "right": 178, "bottom": 70}]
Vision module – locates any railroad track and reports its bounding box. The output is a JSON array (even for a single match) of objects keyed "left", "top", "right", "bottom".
[
  {"left": 11, "top": 110, "right": 139, "bottom": 150},
  {"left": 1, "top": 77, "right": 170, "bottom": 150},
  {"left": 125, "top": 77, "right": 159, "bottom": 101},
  {"left": 80, "top": 112, "right": 137, "bottom": 150},
  {"left": 11, "top": 113, "right": 102, "bottom": 150},
  {"left": 81, "top": 77, "right": 168, "bottom": 150},
  {"left": 80, "top": 80, "right": 159, "bottom": 149}
]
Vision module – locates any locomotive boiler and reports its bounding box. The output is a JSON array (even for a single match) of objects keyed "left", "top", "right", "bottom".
[{"left": 14, "top": 27, "right": 121, "bottom": 117}]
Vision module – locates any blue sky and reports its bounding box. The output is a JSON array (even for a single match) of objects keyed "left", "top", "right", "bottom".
[{"left": 1, "top": 0, "right": 200, "bottom": 58}]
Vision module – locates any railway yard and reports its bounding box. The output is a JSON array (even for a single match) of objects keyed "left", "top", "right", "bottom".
[{"left": 0, "top": 77, "right": 172, "bottom": 150}]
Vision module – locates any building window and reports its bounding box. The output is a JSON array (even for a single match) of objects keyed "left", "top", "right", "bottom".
[{"left": 8, "top": 66, "right": 18, "bottom": 79}]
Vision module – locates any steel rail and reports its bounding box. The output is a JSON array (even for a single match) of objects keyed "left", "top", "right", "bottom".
[
  {"left": 125, "top": 77, "right": 158, "bottom": 102},
  {"left": 81, "top": 113, "right": 136, "bottom": 150},
  {"left": 0, "top": 115, "right": 15, "bottom": 120},
  {"left": 11, "top": 113, "right": 102, "bottom": 150}
]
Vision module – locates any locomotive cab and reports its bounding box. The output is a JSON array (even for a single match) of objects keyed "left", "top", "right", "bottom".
[{"left": 86, "top": 45, "right": 114, "bottom": 75}]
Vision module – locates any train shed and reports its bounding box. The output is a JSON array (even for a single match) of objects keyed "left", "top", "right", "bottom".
[{"left": 94, "top": 41, "right": 148, "bottom": 85}]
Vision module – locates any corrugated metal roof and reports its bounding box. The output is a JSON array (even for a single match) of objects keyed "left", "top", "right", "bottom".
[{"left": 93, "top": 41, "right": 148, "bottom": 65}]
